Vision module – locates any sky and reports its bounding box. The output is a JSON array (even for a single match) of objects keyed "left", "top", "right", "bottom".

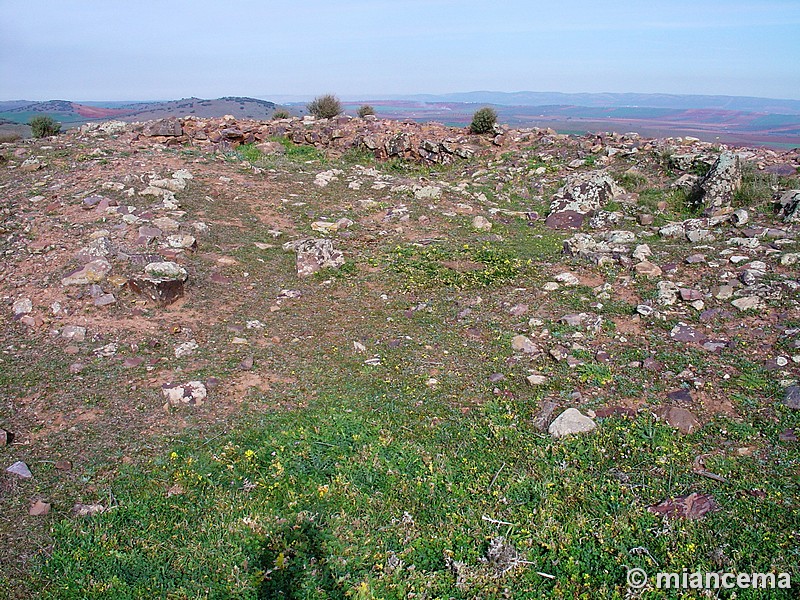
[{"left": 2, "top": 0, "right": 799, "bottom": 102}]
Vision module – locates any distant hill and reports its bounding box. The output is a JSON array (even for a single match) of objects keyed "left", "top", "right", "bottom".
[{"left": 0, "top": 97, "right": 281, "bottom": 129}]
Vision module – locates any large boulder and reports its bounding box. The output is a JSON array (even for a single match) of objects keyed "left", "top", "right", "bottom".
[
  {"left": 546, "top": 171, "right": 623, "bottom": 229},
  {"left": 690, "top": 152, "right": 741, "bottom": 215},
  {"left": 127, "top": 261, "right": 188, "bottom": 306},
  {"left": 141, "top": 118, "right": 183, "bottom": 137},
  {"left": 775, "top": 190, "right": 800, "bottom": 223}
]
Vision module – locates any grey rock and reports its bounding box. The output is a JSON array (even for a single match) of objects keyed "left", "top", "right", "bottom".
[
  {"left": 775, "top": 190, "right": 800, "bottom": 223},
  {"left": 657, "top": 281, "right": 680, "bottom": 305},
  {"left": 548, "top": 408, "right": 597, "bottom": 438},
  {"left": 61, "top": 325, "right": 87, "bottom": 341},
  {"left": 784, "top": 386, "right": 800, "bottom": 410},
  {"left": 686, "top": 229, "right": 714, "bottom": 243},
  {"left": 546, "top": 171, "right": 623, "bottom": 229},
  {"left": 472, "top": 216, "right": 492, "bottom": 231},
  {"left": 282, "top": 238, "right": 345, "bottom": 277},
  {"left": 532, "top": 400, "right": 559, "bottom": 431},
  {"left": 142, "top": 118, "right": 183, "bottom": 137},
  {"left": 6, "top": 460, "right": 32, "bottom": 478},
  {"left": 690, "top": 152, "right": 741, "bottom": 214},
  {"left": 12, "top": 298, "right": 32, "bottom": 317},
  {"left": 94, "top": 293, "right": 116, "bottom": 307}
]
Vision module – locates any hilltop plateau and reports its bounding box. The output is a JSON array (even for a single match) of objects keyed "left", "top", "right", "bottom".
[{"left": 1, "top": 114, "right": 798, "bottom": 597}]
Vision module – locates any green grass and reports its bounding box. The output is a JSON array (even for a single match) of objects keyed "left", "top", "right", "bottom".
[
  {"left": 35, "top": 376, "right": 800, "bottom": 598},
  {"left": 386, "top": 242, "right": 528, "bottom": 290}
]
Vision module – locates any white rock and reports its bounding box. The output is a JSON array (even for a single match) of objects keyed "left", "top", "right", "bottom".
[
  {"left": 6, "top": 461, "right": 32, "bottom": 478},
  {"left": 162, "top": 381, "right": 207, "bottom": 407},
  {"left": 472, "top": 216, "right": 492, "bottom": 231},
  {"left": 548, "top": 408, "right": 597, "bottom": 438},
  {"left": 12, "top": 298, "right": 32, "bottom": 317},
  {"left": 632, "top": 244, "right": 651, "bottom": 261},
  {"left": 174, "top": 340, "right": 199, "bottom": 358},
  {"left": 554, "top": 272, "right": 580, "bottom": 286},
  {"left": 144, "top": 262, "right": 188, "bottom": 281},
  {"left": 511, "top": 335, "right": 539, "bottom": 354},
  {"left": 526, "top": 374, "right": 547, "bottom": 386},
  {"left": 731, "top": 296, "right": 764, "bottom": 311}
]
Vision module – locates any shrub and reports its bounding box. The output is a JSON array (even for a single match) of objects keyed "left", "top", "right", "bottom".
[
  {"left": 357, "top": 104, "right": 375, "bottom": 118},
  {"left": 272, "top": 109, "right": 291, "bottom": 120},
  {"left": 307, "top": 94, "right": 342, "bottom": 119},
  {"left": 469, "top": 107, "right": 497, "bottom": 134},
  {"left": 29, "top": 115, "right": 61, "bottom": 138}
]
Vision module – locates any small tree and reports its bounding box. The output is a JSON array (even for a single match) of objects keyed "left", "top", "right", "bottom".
[
  {"left": 307, "top": 94, "right": 342, "bottom": 119},
  {"left": 469, "top": 107, "right": 497, "bottom": 134},
  {"left": 29, "top": 115, "right": 61, "bottom": 138},
  {"left": 357, "top": 104, "right": 375, "bottom": 118}
]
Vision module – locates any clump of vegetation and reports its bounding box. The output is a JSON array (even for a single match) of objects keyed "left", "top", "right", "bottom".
[
  {"left": 29, "top": 115, "right": 61, "bottom": 138},
  {"left": 357, "top": 104, "right": 375, "bottom": 118},
  {"left": 235, "top": 143, "right": 263, "bottom": 163},
  {"left": 469, "top": 107, "right": 498, "bottom": 134},
  {"left": 0, "top": 131, "right": 21, "bottom": 143},
  {"left": 614, "top": 171, "right": 649, "bottom": 192},
  {"left": 272, "top": 109, "right": 291, "bottom": 120},
  {"left": 734, "top": 163, "right": 780, "bottom": 205},
  {"left": 268, "top": 136, "right": 327, "bottom": 162},
  {"left": 307, "top": 94, "right": 342, "bottom": 119},
  {"left": 388, "top": 242, "right": 525, "bottom": 289}
]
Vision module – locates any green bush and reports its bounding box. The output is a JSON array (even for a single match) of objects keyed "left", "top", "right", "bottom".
[
  {"left": 469, "top": 107, "right": 497, "bottom": 134},
  {"left": 272, "top": 109, "right": 291, "bottom": 120},
  {"left": 357, "top": 104, "right": 375, "bottom": 118},
  {"left": 29, "top": 115, "right": 61, "bottom": 138},
  {"left": 307, "top": 94, "right": 342, "bottom": 119}
]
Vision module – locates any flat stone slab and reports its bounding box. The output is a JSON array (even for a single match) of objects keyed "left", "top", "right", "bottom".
[
  {"left": 6, "top": 460, "right": 32, "bottom": 478},
  {"left": 61, "top": 259, "right": 112, "bottom": 286},
  {"left": 162, "top": 380, "right": 207, "bottom": 407}
]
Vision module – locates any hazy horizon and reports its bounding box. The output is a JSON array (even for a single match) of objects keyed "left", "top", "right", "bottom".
[
  {"left": 2, "top": 0, "right": 799, "bottom": 102},
  {"left": 5, "top": 90, "right": 800, "bottom": 106}
]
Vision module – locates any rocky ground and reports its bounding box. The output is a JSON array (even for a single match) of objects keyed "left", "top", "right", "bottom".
[{"left": 1, "top": 115, "right": 798, "bottom": 597}]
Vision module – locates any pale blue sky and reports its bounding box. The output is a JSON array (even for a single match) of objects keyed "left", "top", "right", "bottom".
[{"left": 2, "top": 0, "right": 799, "bottom": 101}]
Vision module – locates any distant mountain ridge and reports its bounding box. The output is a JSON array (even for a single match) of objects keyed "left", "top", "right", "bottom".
[
  {"left": 385, "top": 91, "right": 800, "bottom": 115},
  {"left": 0, "top": 97, "right": 279, "bottom": 127}
]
